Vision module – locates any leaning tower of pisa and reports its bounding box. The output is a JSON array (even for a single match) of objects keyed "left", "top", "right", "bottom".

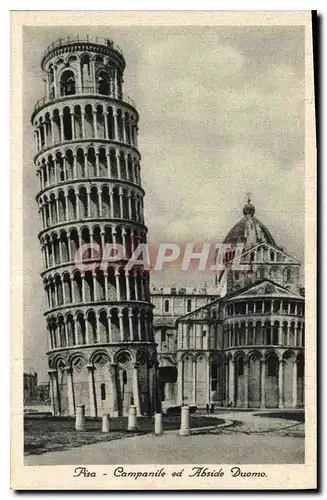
[{"left": 31, "top": 36, "right": 159, "bottom": 417}]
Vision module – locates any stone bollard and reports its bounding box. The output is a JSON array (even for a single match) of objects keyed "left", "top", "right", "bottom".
[
  {"left": 127, "top": 405, "right": 138, "bottom": 431},
  {"left": 179, "top": 405, "right": 190, "bottom": 436},
  {"left": 154, "top": 413, "right": 163, "bottom": 436},
  {"left": 102, "top": 413, "right": 110, "bottom": 433},
  {"left": 75, "top": 404, "right": 85, "bottom": 431}
]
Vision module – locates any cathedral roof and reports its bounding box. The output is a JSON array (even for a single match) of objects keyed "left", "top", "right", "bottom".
[
  {"left": 223, "top": 279, "right": 304, "bottom": 302},
  {"left": 224, "top": 197, "right": 277, "bottom": 248}
]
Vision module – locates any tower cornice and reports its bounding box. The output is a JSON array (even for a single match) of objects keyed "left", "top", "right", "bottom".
[{"left": 41, "top": 37, "right": 125, "bottom": 72}]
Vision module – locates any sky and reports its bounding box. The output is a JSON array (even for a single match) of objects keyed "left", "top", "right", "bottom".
[{"left": 23, "top": 25, "right": 305, "bottom": 380}]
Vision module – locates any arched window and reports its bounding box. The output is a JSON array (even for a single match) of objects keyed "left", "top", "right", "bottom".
[
  {"left": 187, "top": 299, "right": 192, "bottom": 312},
  {"left": 210, "top": 362, "right": 218, "bottom": 391},
  {"left": 164, "top": 300, "right": 170, "bottom": 313},
  {"left": 284, "top": 267, "right": 293, "bottom": 283},
  {"left": 237, "top": 357, "right": 244, "bottom": 376},
  {"left": 258, "top": 267, "right": 265, "bottom": 280},
  {"left": 267, "top": 356, "right": 277, "bottom": 377},
  {"left": 97, "top": 71, "right": 110, "bottom": 95},
  {"left": 60, "top": 70, "right": 75, "bottom": 96},
  {"left": 81, "top": 55, "right": 90, "bottom": 76},
  {"left": 101, "top": 383, "right": 106, "bottom": 400}
]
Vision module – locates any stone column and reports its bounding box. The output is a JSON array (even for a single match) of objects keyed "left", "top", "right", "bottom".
[
  {"left": 99, "top": 191, "right": 103, "bottom": 217},
  {"left": 92, "top": 110, "right": 97, "bottom": 139},
  {"left": 92, "top": 273, "right": 97, "bottom": 302},
  {"left": 155, "top": 413, "right": 163, "bottom": 435},
  {"left": 95, "top": 152, "right": 100, "bottom": 177},
  {"left": 102, "top": 414, "right": 110, "bottom": 433},
  {"left": 128, "top": 311, "right": 134, "bottom": 341},
  {"left": 112, "top": 230, "right": 117, "bottom": 247},
  {"left": 118, "top": 312, "right": 124, "bottom": 342},
  {"left": 243, "top": 358, "right": 248, "bottom": 408},
  {"left": 91, "top": 59, "right": 96, "bottom": 92},
  {"left": 148, "top": 363, "right": 155, "bottom": 414},
  {"left": 179, "top": 406, "right": 190, "bottom": 436},
  {"left": 224, "top": 361, "right": 229, "bottom": 406},
  {"left": 260, "top": 358, "right": 265, "bottom": 409},
  {"left": 86, "top": 190, "right": 91, "bottom": 218},
  {"left": 137, "top": 312, "right": 141, "bottom": 341},
  {"left": 84, "top": 152, "right": 88, "bottom": 178},
  {"left": 48, "top": 369, "right": 57, "bottom": 415},
  {"left": 177, "top": 358, "right": 183, "bottom": 406},
  {"left": 119, "top": 188, "right": 124, "bottom": 218},
  {"left": 43, "top": 122, "right": 48, "bottom": 148},
  {"left": 134, "top": 272, "right": 139, "bottom": 301},
  {"left": 53, "top": 65, "right": 58, "bottom": 98},
  {"left": 87, "top": 364, "right": 97, "bottom": 417},
  {"left": 70, "top": 112, "right": 76, "bottom": 140},
  {"left": 128, "top": 194, "right": 132, "bottom": 220},
  {"left": 122, "top": 230, "right": 127, "bottom": 259},
  {"left": 127, "top": 405, "right": 138, "bottom": 431},
  {"left": 125, "top": 272, "right": 131, "bottom": 300},
  {"left": 75, "top": 405, "right": 85, "bottom": 431},
  {"left": 109, "top": 189, "right": 114, "bottom": 217},
  {"left": 229, "top": 357, "right": 235, "bottom": 405},
  {"left": 115, "top": 269, "right": 121, "bottom": 301},
  {"left": 78, "top": 63, "right": 82, "bottom": 92},
  {"left": 192, "top": 358, "right": 196, "bottom": 405},
  {"left": 278, "top": 322, "right": 283, "bottom": 345},
  {"left": 59, "top": 113, "right": 64, "bottom": 142},
  {"left": 132, "top": 363, "right": 141, "bottom": 416},
  {"left": 292, "top": 359, "right": 298, "bottom": 408},
  {"left": 108, "top": 312, "right": 112, "bottom": 342},
  {"left": 71, "top": 277, "right": 75, "bottom": 303},
  {"left": 109, "top": 363, "right": 119, "bottom": 417},
  {"left": 81, "top": 111, "right": 86, "bottom": 138},
  {"left": 104, "top": 272, "right": 109, "bottom": 301},
  {"left": 278, "top": 359, "right": 284, "bottom": 408},
  {"left": 103, "top": 112, "right": 109, "bottom": 139},
  {"left": 206, "top": 356, "right": 211, "bottom": 404},
  {"left": 73, "top": 317, "right": 78, "bottom": 345},
  {"left": 65, "top": 367, "right": 75, "bottom": 416},
  {"left": 113, "top": 113, "right": 118, "bottom": 140},
  {"left": 81, "top": 272, "right": 86, "bottom": 302}
]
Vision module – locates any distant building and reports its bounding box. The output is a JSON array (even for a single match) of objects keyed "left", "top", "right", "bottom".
[
  {"left": 24, "top": 372, "right": 38, "bottom": 402},
  {"left": 36, "top": 382, "right": 50, "bottom": 402}
]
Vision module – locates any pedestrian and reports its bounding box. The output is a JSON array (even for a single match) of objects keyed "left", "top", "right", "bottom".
[
  {"left": 210, "top": 403, "right": 215, "bottom": 414},
  {"left": 206, "top": 403, "right": 209, "bottom": 414}
]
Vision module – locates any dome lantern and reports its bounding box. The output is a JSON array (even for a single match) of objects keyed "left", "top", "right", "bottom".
[{"left": 243, "top": 194, "right": 255, "bottom": 217}]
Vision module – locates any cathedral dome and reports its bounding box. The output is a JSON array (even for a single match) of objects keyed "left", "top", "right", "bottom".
[{"left": 224, "top": 197, "right": 277, "bottom": 248}]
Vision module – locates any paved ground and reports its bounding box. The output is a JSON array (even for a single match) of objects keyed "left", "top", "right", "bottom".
[{"left": 25, "top": 411, "right": 304, "bottom": 466}]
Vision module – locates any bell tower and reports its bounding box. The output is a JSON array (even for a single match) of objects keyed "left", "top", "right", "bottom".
[{"left": 32, "top": 36, "right": 160, "bottom": 417}]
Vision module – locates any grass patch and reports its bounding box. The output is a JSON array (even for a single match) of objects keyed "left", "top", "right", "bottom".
[{"left": 24, "top": 415, "right": 224, "bottom": 456}]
